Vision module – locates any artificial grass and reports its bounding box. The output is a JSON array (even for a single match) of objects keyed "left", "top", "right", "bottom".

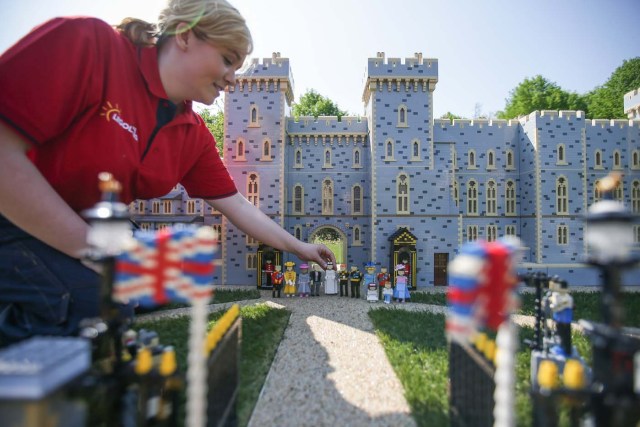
[
  {"left": 368, "top": 308, "right": 593, "bottom": 427},
  {"left": 134, "top": 288, "right": 261, "bottom": 314},
  {"left": 134, "top": 302, "right": 290, "bottom": 427},
  {"left": 410, "top": 290, "right": 640, "bottom": 328}
]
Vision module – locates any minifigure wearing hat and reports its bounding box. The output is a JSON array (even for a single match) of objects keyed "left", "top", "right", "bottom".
[
  {"left": 324, "top": 261, "right": 338, "bottom": 295},
  {"left": 271, "top": 264, "right": 284, "bottom": 298},
  {"left": 377, "top": 267, "right": 391, "bottom": 300},
  {"left": 283, "top": 261, "right": 297, "bottom": 297},
  {"left": 298, "top": 263, "right": 311, "bottom": 297},
  {"left": 338, "top": 264, "right": 349, "bottom": 297},
  {"left": 393, "top": 264, "right": 410, "bottom": 303}
]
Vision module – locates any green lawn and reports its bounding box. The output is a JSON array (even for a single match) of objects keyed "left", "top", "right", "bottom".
[
  {"left": 134, "top": 302, "right": 290, "bottom": 427},
  {"left": 368, "top": 308, "right": 593, "bottom": 427}
]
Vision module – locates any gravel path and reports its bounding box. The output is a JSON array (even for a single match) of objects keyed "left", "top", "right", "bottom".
[{"left": 247, "top": 293, "right": 418, "bottom": 427}]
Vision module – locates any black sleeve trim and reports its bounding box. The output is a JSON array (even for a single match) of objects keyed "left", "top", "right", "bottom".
[{"left": 0, "top": 114, "right": 39, "bottom": 146}]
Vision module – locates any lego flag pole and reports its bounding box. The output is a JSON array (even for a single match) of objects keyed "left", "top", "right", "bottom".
[
  {"left": 186, "top": 297, "right": 207, "bottom": 427},
  {"left": 183, "top": 226, "right": 217, "bottom": 427}
]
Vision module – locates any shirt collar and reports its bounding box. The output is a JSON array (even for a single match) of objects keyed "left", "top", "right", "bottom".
[{"left": 138, "top": 46, "right": 198, "bottom": 124}]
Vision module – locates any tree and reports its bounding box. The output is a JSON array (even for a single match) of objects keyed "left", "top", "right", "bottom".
[
  {"left": 198, "top": 107, "right": 224, "bottom": 155},
  {"left": 292, "top": 89, "right": 349, "bottom": 120},
  {"left": 497, "top": 75, "right": 588, "bottom": 119},
  {"left": 587, "top": 57, "right": 640, "bottom": 119},
  {"left": 440, "top": 111, "right": 464, "bottom": 121}
]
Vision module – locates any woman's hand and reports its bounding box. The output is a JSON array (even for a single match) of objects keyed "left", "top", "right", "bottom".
[{"left": 290, "top": 241, "right": 336, "bottom": 271}]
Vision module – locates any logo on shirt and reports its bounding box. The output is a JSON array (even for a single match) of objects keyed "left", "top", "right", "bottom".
[{"left": 100, "top": 101, "right": 139, "bottom": 142}]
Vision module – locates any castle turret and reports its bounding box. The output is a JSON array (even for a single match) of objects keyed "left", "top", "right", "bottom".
[{"left": 223, "top": 52, "right": 293, "bottom": 285}]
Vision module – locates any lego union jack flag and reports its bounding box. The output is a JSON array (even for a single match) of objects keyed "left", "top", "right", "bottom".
[{"left": 114, "top": 226, "right": 217, "bottom": 307}]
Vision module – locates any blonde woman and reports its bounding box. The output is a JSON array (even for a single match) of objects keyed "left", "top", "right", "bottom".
[{"left": 0, "top": 0, "right": 334, "bottom": 344}]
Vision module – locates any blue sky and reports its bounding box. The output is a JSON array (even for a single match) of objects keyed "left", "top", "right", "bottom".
[{"left": 2, "top": 0, "right": 638, "bottom": 118}]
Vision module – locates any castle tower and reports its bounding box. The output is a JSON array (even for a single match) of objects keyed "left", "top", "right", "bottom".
[
  {"left": 362, "top": 52, "right": 453, "bottom": 287},
  {"left": 223, "top": 53, "right": 293, "bottom": 285}
]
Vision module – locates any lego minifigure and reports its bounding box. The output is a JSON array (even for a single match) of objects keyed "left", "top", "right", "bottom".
[
  {"left": 377, "top": 267, "right": 390, "bottom": 300},
  {"left": 283, "top": 261, "right": 297, "bottom": 298},
  {"left": 263, "top": 259, "right": 274, "bottom": 288},
  {"left": 402, "top": 258, "right": 411, "bottom": 290},
  {"left": 349, "top": 266, "right": 363, "bottom": 299},
  {"left": 393, "top": 264, "right": 410, "bottom": 303},
  {"left": 383, "top": 282, "right": 393, "bottom": 304},
  {"left": 310, "top": 264, "right": 323, "bottom": 297},
  {"left": 271, "top": 265, "right": 284, "bottom": 298},
  {"left": 364, "top": 262, "right": 378, "bottom": 302},
  {"left": 298, "top": 263, "right": 311, "bottom": 297},
  {"left": 338, "top": 264, "right": 350, "bottom": 297},
  {"left": 549, "top": 278, "right": 573, "bottom": 356},
  {"left": 324, "top": 262, "right": 338, "bottom": 295}
]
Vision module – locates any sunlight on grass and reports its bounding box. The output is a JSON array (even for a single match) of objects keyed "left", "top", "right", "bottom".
[
  {"left": 369, "top": 308, "right": 593, "bottom": 427},
  {"left": 135, "top": 302, "right": 290, "bottom": 427}
]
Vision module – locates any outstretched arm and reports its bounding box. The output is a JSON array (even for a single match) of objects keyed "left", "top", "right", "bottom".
[{"left": 206, "top": 192, "right": 336, "bottom": 269}]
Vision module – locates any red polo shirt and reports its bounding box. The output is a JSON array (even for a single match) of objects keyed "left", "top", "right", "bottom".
[{"left": 0, "top": 17, "right": 237, "bottom": 212}]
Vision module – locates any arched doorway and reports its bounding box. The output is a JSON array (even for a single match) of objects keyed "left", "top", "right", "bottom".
[{"left": 309, "top": 225, "right": 347, "bottom": 267}]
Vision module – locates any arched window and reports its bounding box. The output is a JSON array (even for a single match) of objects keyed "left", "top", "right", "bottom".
[
  {"left": 293, "top": 184, "right": 304, "bottom": 214},
  {"left": 506, "top": 149, "right": 515, "bottom": 170},
  {"left": 247, "top": 173, "right": 259, "bottom": 207},
  {"left": 467, "top": 225, "right": 478, "bottom": 242},
  {"left": 247, "top": 254, "right": 257, "bottom": 270},
  {"left": 397, "top": 173, "right": 410, "bottom": 214},
  {"left": 487, "top": 225, "right": 497, "bottom": 242},
  {"left": 324, "top": 148, "right": 332, "bottom": 168},
  {"left": 486, "top": 180, "right": 497, "bottom": 215},
  {"left": 353, "top": 148, "right": 361, "bottom": 167},
  {"left": 557, "top": 225, "right": 568, "bottom": 245},
  {"left": 468, "top": 150, "right": 476, "bottom": 169},
  {"left": 322, "top": 179, "right": 334, "bottom": 215},
  {"left": 187, "top": 200, "right": 196, "bottom": 214},
  {"left": 556, "top": 176, "right": 568, "bottom": 214},
  {"left": 397, "top": 104, "right": 408, "bottom": 127},
  {"left": 385, "top": 139, "right": 395, "bottom": 160},
  {"left": 613, "top": 150, "right": 622, "bottom": 169},
  {"left": 505, "top": 225, "right": 516, "bottom": 236},
  {"left": 594, "top": 150, "right": 602, "bottom": 169},
  {"left": 163, "top": 200, "right": 172, "bottom": 214},
  {"left": 505, "top": 180, "right": 516, "bottom": 215},
  {"left": 138, "top": 201, "right": 145, "bottom": 213},
  {"left": 294, "top": 225, "right": 302, "bottom": 241},
  {"left": 261, "top": 139, "right": 271, "bottom": 160},
  {"left": 594, "top": 180, "right": 601, "bottom": 203},
  {"left": 632, "top": 180, "right": 640, "bottom": 213},
  {"left": 213, "top": 225, "right": 222, "bottom": 244},
  {"left": 352, "top": 185, "right": 363, "bottom": 214},
  {"left": 294, "top": 148, "right": 303, "bottom": 168},
  {"left": 615, "top": 180, "right": 623, "bottom": 201},
  {"left": 152, "top": 201, "right": 160, "bottom": 214},
  {"left": 487, "top": 150, "right": 495, "bottom": 169},
  {"left": 249, "top": 105, "right": 259, "bottom": 127},
  {"left": 557, "top": 144, "right": 566, "bottom": 164},
  {"left": 411, "top": 139, "right": 421, "bottom": 161},
  {"left": 453, "top": 179, "right": 459, "bottom": 207},
  {"left": 467, "top": 180, "right": 478, "bottom": 215},
  {"left": 236, "top": 138, "right": 245, "bottom": 161},
  {"left": 353, "top": 226, "right": 362, "bottom": 245},
  {"left": 632, "top": 150, "right": 640, "bottom": 169}
]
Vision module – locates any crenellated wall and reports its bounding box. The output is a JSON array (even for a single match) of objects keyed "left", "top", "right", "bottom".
[{"left": 133, "top": 52, "right": 640, "bottom": 287}]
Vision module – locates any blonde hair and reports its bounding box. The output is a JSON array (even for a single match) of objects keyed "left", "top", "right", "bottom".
[{"left": 116, "top": 0, "right": 253, "bottom": 56}]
